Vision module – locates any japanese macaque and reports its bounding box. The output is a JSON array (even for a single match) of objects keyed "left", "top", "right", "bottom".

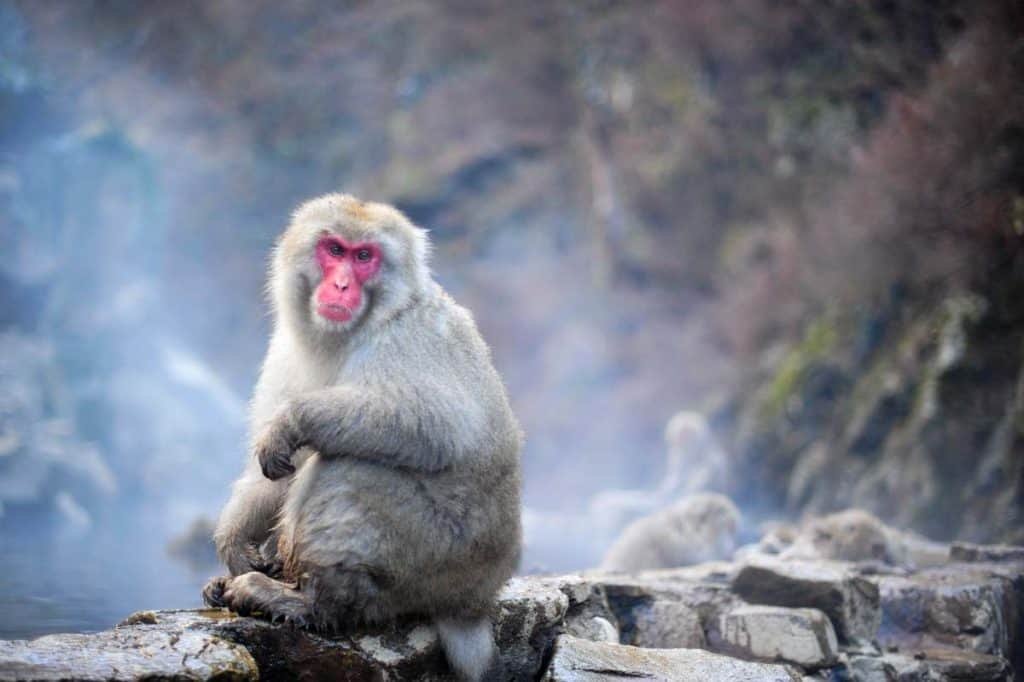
[
  {"left": 588, "top": 411, "right": 727, "bottom": 536},
  {"left": 778, "top": 509, "right": 947, "bottom": 568},
  {"left": 521, "top": 412, "right": 725, "bottom": 572},
  {"left": 203, "top": 194, "right": 522, "bottom": 681},
  {"left": 599, "top": 493, "right": 741, "bottom": 572}
]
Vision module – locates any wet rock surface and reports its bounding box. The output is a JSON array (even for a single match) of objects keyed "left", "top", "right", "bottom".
[
  {"left": 1, "top": 544, "right": 1021, "bottom": 680},
  {"left": 0, "top": 615, "right": 258, "bottom": 681}
]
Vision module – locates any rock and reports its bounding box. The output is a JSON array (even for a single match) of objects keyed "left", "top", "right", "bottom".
[
  {"left": 950, "top": 542, "right": 1024, "bottom": 564},
  {"left": 732, "top": 557, "right": 881, "bottom": 644},
  {"left": 880, "top": 648, "right": 1011, "bottom": 681},
  {"left": 593, "top": 566, "right": 741, "bottom": 649},
  {"left": 2, "top": 555, "right": 1022, "bottom": 680},
  {"left": 543, "top": 634, "right": 802, "bottom": 681},
  {"left": 123, "top": 609, "right": 449, "bottom": 680},
  {"left": 564, "top": 616, "right": 619, "bottom": 645},
  {"left": 0, "top": 618, "right": 258, "bottom": 681},
  {"left": 872, "top": 564, "right": 1022, "bottom": 662},
  {"left": 495, "top": 576, "right": 571, "bottom": 679},
  {"left": 540, "top": 575, "right": 620, "bottom": 644},
  {"left": 846, "top": 654, "right": 897, "bottom": 681},
  {"left": 710, "top": 605, "right": 838, "bottom": 669},
  {"left": 628, "top": 599, "right": 705, "bottom": 649}
]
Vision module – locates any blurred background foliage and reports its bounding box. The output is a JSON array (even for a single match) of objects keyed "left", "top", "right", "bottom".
[{"left": 0, "top": 0, "right": 1022, "bottom": 637}]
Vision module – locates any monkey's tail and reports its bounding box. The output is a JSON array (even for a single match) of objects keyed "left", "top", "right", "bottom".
[{"left": 436, "top": 616, "right": 495, "bottom": 682}]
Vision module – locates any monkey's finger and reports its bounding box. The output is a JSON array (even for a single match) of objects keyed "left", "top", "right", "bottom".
[
  {"left": 270, "top": 461, "right": 295, "bottom": 479},
  {"left": 262, "top": 455, "right": 295, "bottom": 480}
]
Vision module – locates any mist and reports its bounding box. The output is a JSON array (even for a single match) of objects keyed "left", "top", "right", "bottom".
[{"left": 1, "top": 1, "right": 1022, "bottom": 638}]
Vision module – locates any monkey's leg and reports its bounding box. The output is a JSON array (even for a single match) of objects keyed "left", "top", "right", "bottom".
[
  {"left": 211, "top": 572, "right": 313, "bottom": 626},
  {"left": 214, "top": 472, "right": 287, "bottom": 576},
  {"left": 273, "top": 457, "right": 397, "bottom": 631}
]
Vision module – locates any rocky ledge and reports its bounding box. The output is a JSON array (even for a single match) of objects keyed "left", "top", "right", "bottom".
[{"left": 1, "top": 541, "right": 1022, "bottom": 681}]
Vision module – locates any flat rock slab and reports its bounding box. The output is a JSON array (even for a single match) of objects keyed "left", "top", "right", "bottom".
[
  {"left": 731, "top": 557, "right": 880, "bottom": 644},
  {"left": 543, "top": 635, "right": 801, "bottom": 681},
  {"left": 142, "top": 608, "right": 449, "bottom": 680},
  {"left": 711, "top": 605, "right": 838, "bottom": 669},
  {"left": 628, "top": 599, "right": 705, "bottom": 649},
  {"left": 0, "top": 624, "right": 258, "bottom": 681},
  {"left": 871, "top": 564, "right": 1021, "bottom": 660}
]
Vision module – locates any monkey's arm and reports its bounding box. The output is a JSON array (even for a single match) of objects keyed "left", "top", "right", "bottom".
[{"left": 256, "top": 381, "right": 492, "bottom": 478}]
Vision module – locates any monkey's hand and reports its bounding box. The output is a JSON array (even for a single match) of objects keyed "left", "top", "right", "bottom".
[{"left": 255, "top": 410, "right": 301, "bottom": 480}]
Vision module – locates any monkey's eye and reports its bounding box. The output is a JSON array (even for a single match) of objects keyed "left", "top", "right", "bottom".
[
  {"left": 328, "top": 243, "right": 345, "bottom": 257},
  {"left": 356, "top": 248, "right": 372, "bottom": 262}
]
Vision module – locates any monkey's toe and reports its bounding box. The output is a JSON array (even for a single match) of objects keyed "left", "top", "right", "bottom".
[{"left": 202, "top": 576, "right": 231, "bottom": 607}]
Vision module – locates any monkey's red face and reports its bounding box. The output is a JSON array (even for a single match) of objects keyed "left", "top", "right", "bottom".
[{"left": 314, "top": 236, "right": 382, "bottom": 324}]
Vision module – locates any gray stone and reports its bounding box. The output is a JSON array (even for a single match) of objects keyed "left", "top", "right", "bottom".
[
  {"left": 872, "top": 565, "right": 1020, "bottom": 660},
  {"left": 539, "top": 575, "right": 621, "bottom": 644},
  {"left": 591, "top": 567, "right": 740, "bottom": 649},
  {"left": 564, "top": 616, "right": 619, "bottom": 644},
  {"left": 123, "top": 608, "right": 450, "bottom": 680},
  {"left": 950, "top": 542, "right": 1024, "bottom": 564},
  {"left": 495, "top": 576, "right": 571, "bottom": 679},
  {"left": 543, "top": 634, "right": 802, "bottom": 681},
  {"left": 0, "top": 616, "right": 258, "bottom": 681},
  {"left": 732, "top": 557, "right": 881, "bottom": 643},
  {"left": 846, "top": 655, "right": 897, "bottom": 681},
  {"left": 882, "top": 649, "right": 1011, "bottom": 681},
  {"left": 628, "top": 599, "right": 705, "bottom": 649},
  {"left": 711, "top": 605, "right": 838, "bottom": 669},
  {"left": 1, "top": 556, "right": 1022, "bottom": 681}
]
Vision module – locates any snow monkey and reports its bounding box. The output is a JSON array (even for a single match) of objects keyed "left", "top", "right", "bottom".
[
  {"left": 600, "top": 493, "right": 741, "bottom": 572},
  {"left": 203, "top": 194, "right": 523, "bottom": 681}
]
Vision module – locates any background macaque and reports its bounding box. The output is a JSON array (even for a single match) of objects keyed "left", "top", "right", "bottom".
[
  {"left": 600, "top": 493, "right": 741, "bottom": 572},
  {"left": 204, "top": 194, "right": 522, "bottom": 681},
  {"left": 782, "top": 509, "right": 948, "bottom": 568},
  {"left": 588, "top": 411, "right": 728, "bottom": 535},
  {"left": 735, "top": 508, "right": 948, "bottom": 569}
]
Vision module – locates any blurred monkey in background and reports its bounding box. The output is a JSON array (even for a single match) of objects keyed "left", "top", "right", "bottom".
[
  {"left": 600, "top": 493, "right": 741, "bottom": 572},
  {"left": 588, "top": 411, "right": 728, "bottom": 534}
]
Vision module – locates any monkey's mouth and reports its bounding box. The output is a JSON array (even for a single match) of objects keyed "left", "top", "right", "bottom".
[{"left": 317, "top": 303, "right": 353, "bottom": 322}]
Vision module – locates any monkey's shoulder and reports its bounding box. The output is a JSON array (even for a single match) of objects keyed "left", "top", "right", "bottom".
[{"left": 382, "top": 292, "right": 490, "bottom": 356}]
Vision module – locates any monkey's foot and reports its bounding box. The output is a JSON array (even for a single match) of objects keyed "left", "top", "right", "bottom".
[
  {"left": 202, "top": 576, "right": 231, "bottom": 607},
  {"left": 219, "top": 571, "right": 313, "bottom": 627},
  {"left": 245, "top": 541, "right": 285, "bottom": 578}
]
